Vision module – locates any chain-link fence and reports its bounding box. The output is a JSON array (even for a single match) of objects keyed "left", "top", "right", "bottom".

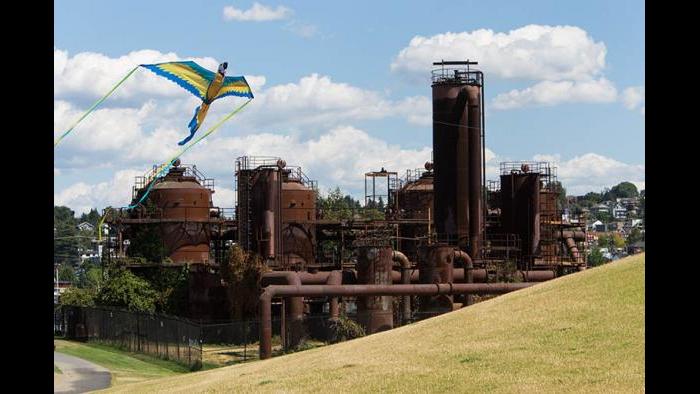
[
  {"left": 58, "top": 305, "right": 203, "bottom": 369},
  {"left": 56, "top": 301, "right": 441, "bottom": 369}
]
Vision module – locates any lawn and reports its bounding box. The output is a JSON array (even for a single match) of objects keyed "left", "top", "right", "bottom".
[
  {"left": 102, "top": 253, "right": 645, "bottom": 393},
  {"left": 54, "top": 339, "right": 192, "bottom": 386}
]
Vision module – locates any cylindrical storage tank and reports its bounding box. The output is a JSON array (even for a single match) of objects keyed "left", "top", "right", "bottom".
[
  {"left": 145, "top": 167, "right": 212, "bottom": 263},
  {"left": 356, "top": 245, "right": 394, "bottom": 334},
  {"left": 280, "top": 179, "right": 316, "bottom": 268},
  {"left": 432, "top": 82, "right": 470, "bottom": 247},
  {"left": 466, "top": 85, "right": 483, "bottom": 258},
  {"left": 417, "top": 244, "right": 455, "bottom": 313},
  {"left": 500, "top": 172, "right": 541, "bottom": 262},
  {"left": 396, "top": 174, "right": 433, "bottom": 262}
]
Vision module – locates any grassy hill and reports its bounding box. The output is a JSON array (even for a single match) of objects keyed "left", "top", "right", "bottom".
[{"left": 103, "top": 253, "right": 645, "bottom": 393}]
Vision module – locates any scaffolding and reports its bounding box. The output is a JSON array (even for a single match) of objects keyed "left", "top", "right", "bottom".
[{"left": 364, "top": 168, "right": 398, "bottom": 211}]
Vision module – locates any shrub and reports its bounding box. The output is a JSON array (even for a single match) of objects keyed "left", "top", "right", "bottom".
[
  {"left": 327, "top": 316, "right": 365, "bottom": 343},
  {"left": 60, "top": 287, "right": 96, "bottom": 307}
]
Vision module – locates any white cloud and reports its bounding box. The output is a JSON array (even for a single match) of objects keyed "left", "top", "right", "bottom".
[
  {"left": 223, "top": 3, "right": 292, "bottom": 22},
  {"left": 284, "top": 21, "right": 318, "bottom": 38},
  {"left": 492, "top": 78, "right": 617, "bottom": 109},
  {"left": 237, "top": 73, "right": 430, "bottom": 129},
  {"left": 186, "top": 126, "right": 432, "bottom": 194},
  {"left": 53, "top": 48, "right": 262, "bottom": 102},
  {"left": 532, "top": 152, "right": 644, "bottom": 195},
  {"left": 391, "top": 24, "right": 607, "bottom": 81},
  {"left": 622, "top": 86, "right": 645, "bottom": 116},
  {"left": 54, "top": 169, "right": 143, "bottom": 215},
  {"left": 55, "top": 126, "right": 433, "bottom": 212},
  {"left": 391, "top": 24, "right": 626, "bottom": 110}
]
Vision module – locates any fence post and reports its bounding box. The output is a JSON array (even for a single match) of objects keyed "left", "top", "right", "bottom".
[{"left": 176, "top": 320, "right": 180, "bottom": 362}]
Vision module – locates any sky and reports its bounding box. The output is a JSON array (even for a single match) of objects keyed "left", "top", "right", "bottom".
[{"left": 54, "top": 0, "right": 645, "bottom": 214}]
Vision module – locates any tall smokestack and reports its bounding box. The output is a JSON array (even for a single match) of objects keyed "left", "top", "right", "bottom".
[{"left": 431, "top": 60, "right": 483, "bottom": 253}]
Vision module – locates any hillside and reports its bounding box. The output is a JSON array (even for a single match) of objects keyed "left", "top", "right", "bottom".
[{"left": 103, "top": 253, "right": 645, "bottom": 393}]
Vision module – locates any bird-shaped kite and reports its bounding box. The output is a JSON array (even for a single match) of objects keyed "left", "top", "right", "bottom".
[{"left": 141, "top": 61, "right": 254, "bottom": 145}]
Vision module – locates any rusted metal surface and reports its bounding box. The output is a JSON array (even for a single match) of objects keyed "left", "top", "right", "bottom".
[
  {"left": 392, "top": 251, "right": 412, "bottom": 322},
  {"left": 395, "top": 173, "right": 433, "bottom": 261},
  {"left": 500, "top": 172, "right": 541, "bottom": 264},
  {"left": 258, "top": 281, "right": 535, "bottom": 359},
  {"left": 260, "top": 271, "right": 304, "bottom": 350},
  {"left": 516, "top": 270, "right": 555, "bottom": 282},
  {"left": 356, "top": 246, "right": 394, "bottom": 334},
  {"left": 390, "top": 268, "right": 486, "bottom": 284},
  {"left": 418, "top": 244, "right": 455, "bottom": 312},
  {"left": 466, "top": 85, "right": 483, "bottom": 258},
  {"left": 453, "top": 250, "right": 474, "bottom": 306},
  {"left": 432, "top": 82, "right": 470, "bottom": 246},
  {"left": 134, "top": 165, "right": 213, "bottom": 263},
  {"left": 326, "top": 270, "right": 342, "bottom": 320},
  {"left": 280, "top": 178, "right": 316, "bottom": 268}
]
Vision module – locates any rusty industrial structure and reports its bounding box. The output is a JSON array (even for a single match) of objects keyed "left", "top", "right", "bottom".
[{"left": 103, "top": 60, "right": 587, "bottom": 359}]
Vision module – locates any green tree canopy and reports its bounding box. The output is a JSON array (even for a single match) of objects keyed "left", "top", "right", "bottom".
[
  {"left": 97, "top": 268, "right": 158, "bottom": 313},
  {"left": 605, "top": 182, "right": 639, "bottom": 200},
  {"left": 60, "top": 287, "right": 96, "bottom": 307},
  {"left": 57, "top": 263, "right": 76, "bottom": 282}
]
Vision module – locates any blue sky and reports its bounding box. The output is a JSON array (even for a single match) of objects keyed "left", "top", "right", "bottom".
[{"left": 54, "top": 1, "right": 644, "bottom": 214}]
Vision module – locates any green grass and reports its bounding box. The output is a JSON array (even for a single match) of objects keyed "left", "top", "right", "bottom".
[
  {"left": 54, "top": 339, "right": 192, "bottom": 386},
  {"left": 103, "top": 254, "right": 645, "bottom": 393},
  {"left": 54, "top": 364, "right": 62, "bottom": 374}
]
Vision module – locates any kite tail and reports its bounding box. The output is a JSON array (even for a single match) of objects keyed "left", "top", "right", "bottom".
[
  {"left": 127, "top": 98, "right": 252, "bottom": 211},
  {"left": 179, "top": 105, "right": 201, "bottom": 145},
  {"left": 54, "top": 65, "right": 140, "bottom": 148}
]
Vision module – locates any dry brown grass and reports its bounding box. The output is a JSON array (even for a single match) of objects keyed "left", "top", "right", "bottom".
[{"left": 101, "top": 253, "right": 645, "bottom": 393}]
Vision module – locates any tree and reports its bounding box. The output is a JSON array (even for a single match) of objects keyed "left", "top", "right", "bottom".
[
  {"left": 60, "top": 287, "right": 96, "bottom": 307},
  {"left": 54, "top": 206, "right": 80, "bottom": 265},
  {"left": 57, "top": 263, "right": 76, "bottom": 282},
  {"left": 221, "top": 245, "right": 267, "bottom": 320},
  {"left": 319, "top": 187, "right": 353, "bottom": 220},
  {"left": 97, "top": 268, "right": 158, "bottom": 313},
  {"left": 605, "top": 182, "right": 639, "bottom": 200}
]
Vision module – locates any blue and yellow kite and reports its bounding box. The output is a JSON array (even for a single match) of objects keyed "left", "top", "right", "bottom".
[
  {"left": 54, "top": 60, "right": 254, "bottom": 147},
  {"left": 141, "top": 61, "right": 254, "bottom": 145}
]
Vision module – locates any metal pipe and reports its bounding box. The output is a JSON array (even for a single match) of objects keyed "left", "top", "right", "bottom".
[
  {"left": 453, "top": 250, "right": 474, "bottom": 306},
  {"left": 392, "top": 251, "right": 412, "bottom": 323},
  {"left": 466, "top": 85, "right": 482, "bottom": 259},
  {"left": 260, "top": 271, "right": 304, "bottom": 350},
  {"left": 326, "top": 270, "right": 342, "bottom": 320},
  {"left": 516, "top": 270, "right": 555, "bottom": 282},
  {"left": 259, "top": 282, "right": 534, "bottom": 359},
  {"left": 390, "top": 268, "right": 487, "bottom": 284}
]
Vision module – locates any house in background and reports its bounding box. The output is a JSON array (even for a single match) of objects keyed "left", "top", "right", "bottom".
[
  {"left": 77, "top": 222, "right": 95, "bottom": 232},
  {"left": 589, "top": 220, "right": 605, "bottom": 232},
  {"left": 611, "top": 203, "right": 628, "bottom": 219}
]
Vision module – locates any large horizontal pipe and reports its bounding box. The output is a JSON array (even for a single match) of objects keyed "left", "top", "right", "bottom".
[
  {"left": 298, "top": 271, "right": 331, "bottom": 284},
  {"left": 391, "top": 268, "right": 487, "bottom": 284},
  {"left": 259, "top": 282, "right": 535, "bottom": 359}
]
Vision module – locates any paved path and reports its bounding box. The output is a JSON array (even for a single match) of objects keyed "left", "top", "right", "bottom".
[{"left": 54, "top": 352, "right": 112, "bottom": 393}]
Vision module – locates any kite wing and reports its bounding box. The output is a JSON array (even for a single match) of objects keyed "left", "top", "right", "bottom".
[
  {"left": 140, "top": 61, "right": 215, "bottom": 101},
  {"left": 213, "top": 75, "right": 254, "bottom": 101}
]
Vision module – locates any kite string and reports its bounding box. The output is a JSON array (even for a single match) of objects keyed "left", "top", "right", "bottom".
[
  {"left": 54, "top": 65, "right": 141, "bottom": 147},
  {"left": 127, "top": 98, "right": 253, "bottom": 210}
]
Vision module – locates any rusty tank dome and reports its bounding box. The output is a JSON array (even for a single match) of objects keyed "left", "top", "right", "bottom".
[{"left": 140, "top": 165, "right": 213, "bottom": 263}]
